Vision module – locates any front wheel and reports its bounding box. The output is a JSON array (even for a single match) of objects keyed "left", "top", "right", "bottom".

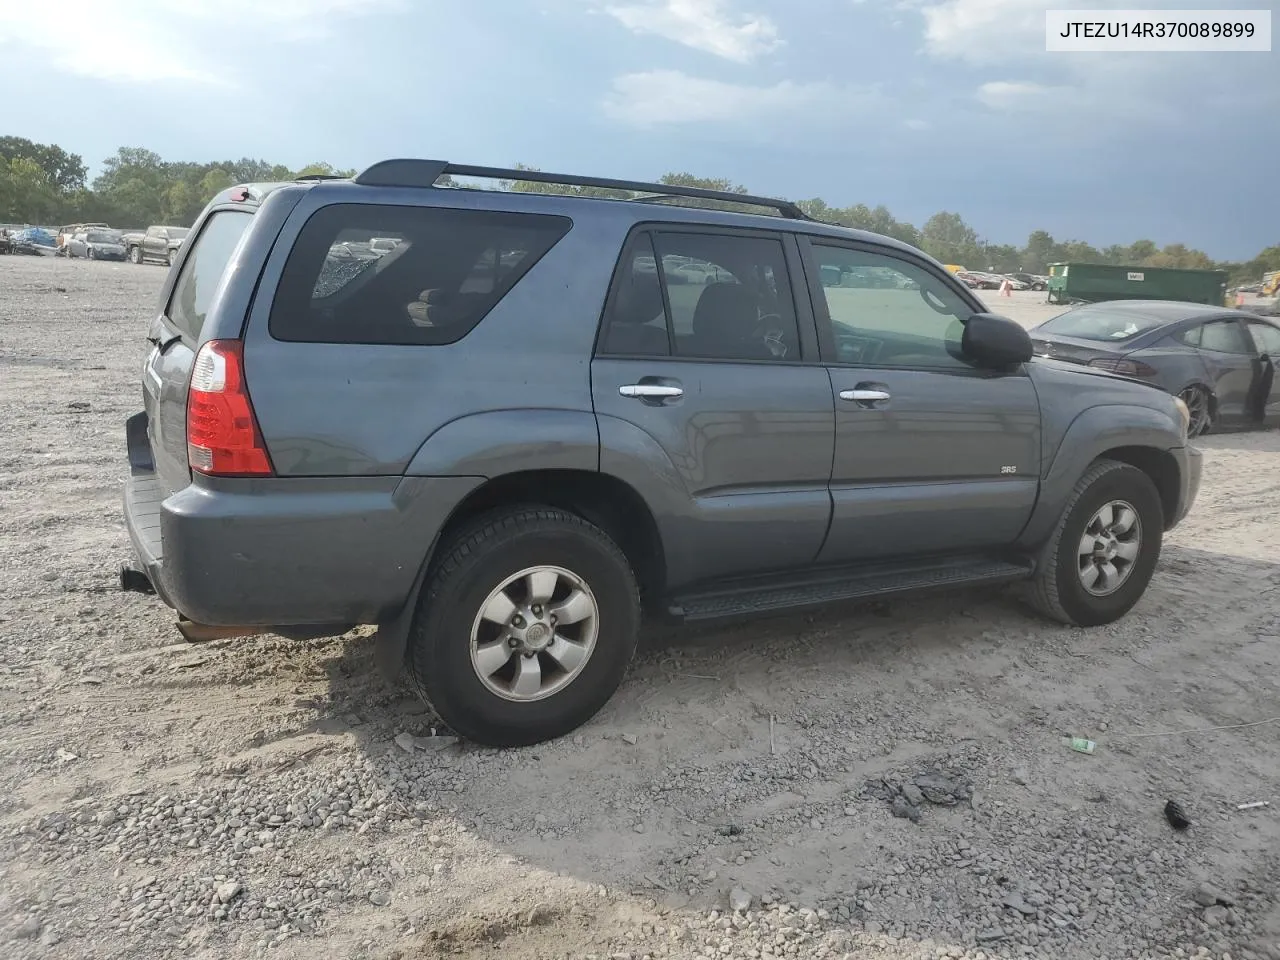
[
  {"left": 406, "top": 507, "right": 640, "bottom": 747},
  {"left": 129, "top": 246, "right": 142, "bottom": 264},
  {"left": 1027, "top": 459, "right": 1163, "bottom": 627}
]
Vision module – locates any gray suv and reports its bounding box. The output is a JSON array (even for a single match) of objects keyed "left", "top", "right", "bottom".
[{"left": 122, "top": 159, "right": 1202, "bottom": 746}]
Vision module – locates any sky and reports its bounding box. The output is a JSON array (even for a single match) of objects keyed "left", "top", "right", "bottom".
[{"left": 1, "top": 0, "right": 1276, "bottom": 259}]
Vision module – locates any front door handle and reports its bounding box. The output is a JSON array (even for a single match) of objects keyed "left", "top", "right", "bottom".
[
  {"left": 839, "top": 388, "right": 891, "bottom": 402},
  {"left": 620, "top": 384, "right": 683, "bottom": 400}
]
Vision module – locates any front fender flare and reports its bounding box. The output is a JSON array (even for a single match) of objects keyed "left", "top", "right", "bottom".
[{"left": 1016, "top": 403, "right": 1183, "bottom": 549}]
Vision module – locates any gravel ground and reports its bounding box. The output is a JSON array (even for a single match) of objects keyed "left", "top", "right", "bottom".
[{"left": 1, "top": 255, "right": 1279, "bottom": 960}]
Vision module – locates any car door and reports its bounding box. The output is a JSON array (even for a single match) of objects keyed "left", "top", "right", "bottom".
[
  {"left": 591, "top": 227, "right": 834, "bottom": 590},
  {"left": 1246, "top": 320, "right": 1280, "bottom": 424},
  {"left": 798, "top": 238, "right": 1040, "bottom": 564},
  {"left": 1195, "top": 318, "right": 1258, "bottom": 424}
]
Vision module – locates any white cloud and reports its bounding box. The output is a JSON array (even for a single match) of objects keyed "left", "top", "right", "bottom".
[
  {"left": 903, "top": 117, "right": 931, "bottom": 131},
  {"left": 974, "top": 79, "right": 1053, "bottom": 110},
  {"left": 603, "top": 70, "right": 822, "bottom": 124},
  {"left": 602, "top": 0, "right": 780, "bottom": 62},
  {"left": 0, "top": 0, "right": 399, "bottom": 85},
  {"left": 599, "top": 69, "right": 890, "bottom": 133}
]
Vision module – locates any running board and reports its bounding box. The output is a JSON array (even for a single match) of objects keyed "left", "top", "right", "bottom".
[{"left": 666, "top": 555, "right": 1034, "bottom": 623}]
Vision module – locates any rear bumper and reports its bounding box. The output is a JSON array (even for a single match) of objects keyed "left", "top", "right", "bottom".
[
  {"left": 122, "top": 414, "right": 482, "bottom": 626},
  {"left": 1169, "top": 443, "right": 1202, "bottom": 529}
]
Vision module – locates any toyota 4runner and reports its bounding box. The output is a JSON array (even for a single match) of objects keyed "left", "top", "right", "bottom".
[{"left": 122, "top": 159, "right": 1202, "bottom": 746}]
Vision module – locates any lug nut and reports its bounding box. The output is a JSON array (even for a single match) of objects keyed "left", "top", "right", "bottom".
[
  {"left": 512, "top": 615, "right": 525, "bottom": 628},
  {"left": 508, "top": 637, "right": 520, "bottom": 648},
  {"left": 531, "top": 604, "right": 542, "bottom": 617}
]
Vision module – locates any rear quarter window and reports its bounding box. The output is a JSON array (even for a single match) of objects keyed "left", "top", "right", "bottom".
[
  {"left": 167, "top": 210, "right": 254, "bottom": 341},
  {"left": 269, "top": 204, "right": 572, "bottom": 345}
]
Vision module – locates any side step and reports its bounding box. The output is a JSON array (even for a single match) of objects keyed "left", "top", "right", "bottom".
[{"left": 667, "top": 554, "right": 1034, "bottom": 623}]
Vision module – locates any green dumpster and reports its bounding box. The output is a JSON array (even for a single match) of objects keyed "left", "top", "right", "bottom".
[{"left": 1046, "top": 263, "right": 1228, "bottom": 306}]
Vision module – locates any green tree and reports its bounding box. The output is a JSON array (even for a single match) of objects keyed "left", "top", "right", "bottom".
[
  {"left": 293, "top": 161, "right": 356, "bottom": 178},
  {"left": 920, "top": 211, "right": 982, "bottom": 266},
  {"left": 1021, "top": 230, "right": 1062, "bottom": 272},
  {"left": 0, "top": 136, "right": 87, "bottom": 192},
  {"left": 0, "top": 157, "right": 64, "bottom": 223}
]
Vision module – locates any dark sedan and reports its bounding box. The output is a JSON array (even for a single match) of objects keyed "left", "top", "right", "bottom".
[{"left": 1030, "top": 300, "right": 1280, "bottom": 438}]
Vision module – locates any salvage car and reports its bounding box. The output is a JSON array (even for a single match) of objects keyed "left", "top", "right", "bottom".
[
  {"left": 1031, "top": 300, "right": 1280, "bottom": 437},
  {"left": 122, "top": 225, "right": 191, "bottom": 266},
  {"left": 122, "top": 160, "right": 1201, "bottom": 747},
  {"left": 64, "top": 229, "right": 129, "bottom": 261},
  {"left": 10, "top": 228, "right": 57, "bottom": 255}
]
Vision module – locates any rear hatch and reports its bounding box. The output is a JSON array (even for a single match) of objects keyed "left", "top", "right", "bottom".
[{"left": 142, "top": 207, "right": 257, "bottom": 496}]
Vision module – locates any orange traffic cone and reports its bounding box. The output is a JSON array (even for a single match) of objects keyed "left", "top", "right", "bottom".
[{"left": 1236, "top": 291, "right": 1245, "bottom": 307}]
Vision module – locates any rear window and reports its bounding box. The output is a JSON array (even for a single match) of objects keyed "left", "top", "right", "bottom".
[
  {"left": 1038, "top": 307, "right": 1169, "bottom": 342},
  {"left": 167, "top": 210, "right": 253, "bottom": 341},
  {"left": 269, "top": 204, "right": 572, "bottom": 345}
]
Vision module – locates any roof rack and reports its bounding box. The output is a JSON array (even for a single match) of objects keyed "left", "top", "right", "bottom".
[{"left": 352, "top": 159, "right": 810, "bottom": 221}]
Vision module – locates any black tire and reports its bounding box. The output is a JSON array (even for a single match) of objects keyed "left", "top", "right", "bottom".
[
  {"left": 1179, "top": 384, "right": 1212, "bottom": 438},
  {"left": 1027, "top": 459, "right": 1163, "bottom": 627},
  {"left": 129, "top": 245, "right": 142, "bottom": 264},
  {"left": 406, "top": 507, "right": 640, "bottom": 747},
  {"left": 86, "top": 246, "right": 94, "bottom": 261}
]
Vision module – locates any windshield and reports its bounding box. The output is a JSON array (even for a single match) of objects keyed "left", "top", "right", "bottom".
[
  {"left": 1039, "top": 307, "right": 1170, "bottom": 342},
  {"left": 87, "top": 231, "right": 120, "bottom": 243}
]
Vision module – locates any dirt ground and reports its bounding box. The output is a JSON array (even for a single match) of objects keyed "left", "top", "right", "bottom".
[{"left": 1, "top": 256, "right": 1278, "bottom": 960}]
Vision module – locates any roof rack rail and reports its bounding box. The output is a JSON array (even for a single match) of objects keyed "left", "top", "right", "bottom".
[
  {"left": 352, "top": 159, "right": 810, "bottom": 221},
  {"left": 295, "top": 173, "right": 348, "bottom": 182}
]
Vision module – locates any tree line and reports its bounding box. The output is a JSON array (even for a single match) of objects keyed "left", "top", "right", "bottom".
[{"left": 3, "top": 136, "right": 1276, "bottom": 283}]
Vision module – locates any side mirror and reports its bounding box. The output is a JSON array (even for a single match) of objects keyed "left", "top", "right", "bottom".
[{"left": 963, "top": 313, "right": 1033, "bottom": 368}]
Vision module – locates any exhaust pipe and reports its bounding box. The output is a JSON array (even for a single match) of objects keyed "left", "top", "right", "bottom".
[
  {"left": 176, "top": 619, "right": 268, "bottom": 643},
  {"left": 119, "top": 565, "right": 155, "bottom": 594}
]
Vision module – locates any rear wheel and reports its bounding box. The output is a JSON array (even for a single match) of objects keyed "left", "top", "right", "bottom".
[
  {"left": 129, "top": 245, "right": 142, "bottom": 264},
  {"left": 1179, "top": 385, "right": 1212, "bottom": 438},
  {"left": 406, "top": 507, "right": 640, "bottom": 747},
  {"left": 1028, "top": 459, "right": 1163, "bottom": 627}
]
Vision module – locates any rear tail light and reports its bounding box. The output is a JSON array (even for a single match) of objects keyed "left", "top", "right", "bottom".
[
  {"left": 1088, "top": 357, "right": 1158, "bottom": 378},
  {"left": 186, "top": 340, "right": 273, "bottom": 476}
]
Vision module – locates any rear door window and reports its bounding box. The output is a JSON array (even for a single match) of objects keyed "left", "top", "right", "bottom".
[
  {"left": 1199, "top": 320, "right": 1253, "bottom": 355},
  {"left": 167, "top": 210, "right": 253, "bottom": 341},
  {"left": 651, "top": 231, "right": 800, "bottom": 362},
  {"left": 269, "top": 204, "right": 572, "bottom": 345}
]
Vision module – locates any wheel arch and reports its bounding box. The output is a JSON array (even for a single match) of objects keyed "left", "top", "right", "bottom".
[
  {"left": 374, "top": 468, "right": 667, "bottom": 681},
  {"left": 1017, "top": 403, "right": 1186, "bottom": 549},
  {"left": 1091, "top": 446, "right": 1180, "bottom": 530}
]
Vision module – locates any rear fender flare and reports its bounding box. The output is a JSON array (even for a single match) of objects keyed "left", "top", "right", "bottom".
[
  {"left": 1016, "top": 404, "right": 1182, "bottom": 549},
  {"left": 404, "top": 409, "right": 599, "bottom": 477}
]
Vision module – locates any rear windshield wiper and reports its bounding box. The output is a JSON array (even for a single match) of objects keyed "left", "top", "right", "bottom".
[{"left": 147, "top": 331, "right": 182, "bottom": 353}]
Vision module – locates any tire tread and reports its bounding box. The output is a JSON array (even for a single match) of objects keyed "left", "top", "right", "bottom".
[
  {"left": 1029, "top": 458, "right": 1150, "bottom": 626},
  {"left": 405, "top": 505, "right": 638, "bottom": 744}
]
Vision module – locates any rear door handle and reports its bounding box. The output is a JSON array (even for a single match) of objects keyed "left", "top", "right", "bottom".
[
  {"left": 839, "top": 388, "right": 891, "bottom": 402},
  {"left": 620, "top": 384, "right": 683, "bottom": 400}
]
